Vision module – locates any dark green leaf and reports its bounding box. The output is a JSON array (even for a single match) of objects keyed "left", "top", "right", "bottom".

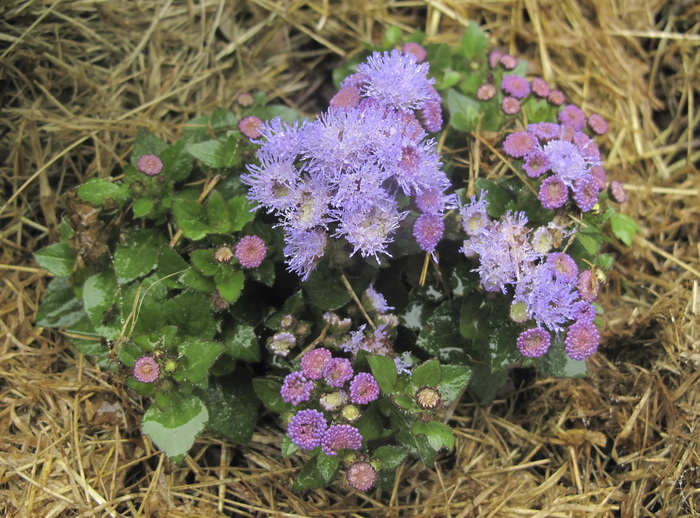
[
  {"left": 211, "top": 107, "right": 238, "bottom": 131},
  {"left": 206, "top": 190, "right": 231, "bottom": 233},
  {"left": 372, "top": 445, "right": 408, "bottom": 471},
  {"left": 460, "top": 22, "right": 488, "bottom": 60},
  {"left": 179, "top": 268, "right": 216, "bottom": 292},
  {"left": 228, "top": 196, "right": 256, "bottom": 232},
  {"left": 412, "top": 421, "right": 455, "bottom": 451},
  {"left": 157, "top": 246, "right": 189, "bottom": 288},
  {"left": 252, "top": 377, "right": 290, "bottom": 413},
  {"left": 282, "top": 434, "right": 299, "bottom": 458},
  {"left": 77, "top": 178, "right": 129, "bottom": 206},
  {"left": 292, "top": 454, "right": 340, "bottom": 492},
  {"left": 303, "top": 264, "right": 351, "bottom": 311},
  {"left": 132, "top": 130, "right": 168, "bottom": 162},
  {"left": 178, "top": 339, "right": 226, "bottom": 383},
  {"left": 35, "top": 242, "right": 76, "bottom": 277},
  {"left": 36, "top": 277, "right": 85, "bottom": 328},
  {"left": 437, "top": 364, "right": 472, "bottom": 403},
  {"left": 199, "top": 375, "right": 258, "bottom": 443},
  {"left": 368, "top": 354, "right": 397, "bottom": 393},
  {"left": 475, "top": 178, "right": 512, "bottom": 218},
  {"left": 82, "top": 268, "right": 121, "bottom": 339},
  {"left": 417, "top": 300, "right": 469, "bottom": 362},
  {"left": 190, "top": 249, "right": 219, "bottom": 276},
  {"left": 215, "top": 268, "right": 245, "bottom": 303},
  {"left": 172, "top": 198, "right": 210, "bottom": 241},
  {"left": 445, "top": 89, "right": 480, "bottom": 132},
  {"left": 249, "top": 260, "right": 275, "bottom": 287},
  {"left": 113, "top": 228, "right": 165, "bottom": 283},
  {"left": 187, "top": 135, "right": 240, "bottom": 168},
  {"left": 469, "top": 363, "right": 508, "bottom": 405},
  {"left": 411, "top": 359, "right": 442, "bottom": 387},
  {"left": 142, "top": 393, "right": 208, "bottom": 460},
  {"left": 576, "top": 232, "right": 603, "bottom": 256},
  {"left": 222, "top": 324, "right": 260, "bottom": 362},
  {"left": 164, "top": 292, "right": 217, "bottom": 340},
  {"left": 161, "top": 139, "right": 194, "bottom": 182},
  {"left": 132, "top": 198, "right": 155, "bottom": 218}
]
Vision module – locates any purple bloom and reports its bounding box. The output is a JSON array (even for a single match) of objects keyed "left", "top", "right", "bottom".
[
  {"left": 357, "top": 50, "right": 436, "bottom": 111},
  {"left": 402, "top": 42, "right": 427, "bottom": 62},
  {"left": 419, "top": 99, "right": 443, "bottom": 133},
  {"left": 267, "top": 331, "right": 296, "bottom": 357},
  {"left": 565, "top": 320, "right": 600, "bottom": 360},
  {"left": 573, "top": 132, "right": 601, "bottom": 163},
  {"left": 414, "top": 187, "right": 452, "bottom": 215},
  {"left": 283, "top": 227, "right": 327, "bottom": 281},
  {"left": 300, "top": 348, "right": 333, "bottom": 380},
  {"left": 287, "top": 409, "right": 327, "bottom": 450},
  {"left": 503, "top": 131, "right": 538, "bottom": 158},
  {"left": 559, "top": 104, "right": 586, "bottom": 131},
  {"left": 334, "top": 197, "right": 404, "bottom": 260},
  {"left": 413, "top": 213, "right": 444, "bottom": 253},
  {"left": 591, "top": 165, "right": 607, "bottom": 190},
  {"left": 329, "top": 86, "right": 361, "bottom": 110},
  {"left": 477, "top": 83, "right": 497, "bottom": 101},
  {"left": 523, "top": 150, "right": 551, "bottom": 178},
  {"left": 323, "top": 357, "right": 354, "bottom": 388},
  {"left": 577, "top": 269, "right": 600, "bottom": 302},
  {"left": 281, "top": 372, "right": 314, "bottom": 405},
  {"left": 137, "top": 154, "right": 163, "bottom": 176},
  {"left": 349, "top": 372, "right": 380, "bottom": 404},
  {"left": 538, "top": 176, "right": 569, "bottom": 209},
  {"left": 347, "top": 461, "right": 377, "bottom": 491},
  {"left": 253, "top": 117, "right": 304, "bottom": 163},
  {"left": 548, "top": 90, "right": 566, "bottom": 106},
  {"left": 609, "top": 180, "right": 626, "bottom": 203},
  {"left": 363, "top": 285, "right": 394, "bottom": 314},
  {"left": 546, "top": 252, "right": 579, "bottom": 283},
  {"left": 235, "top": 235, "right": 267, "bottom": 268},
  {"left": 501, "top": 96, "right": 521, "bottom": 115},
  {"left": 501, "top": 75, "right": 530, "bottom": 99},
  {"left": 572, "top": 301, "right": 597, "bottom": 322},
  {"left": 499, "top": 54, "right": 517, "bottom": 70},
  {"left": 459, "top": 195, "right": 489, "bottom": 236},
  {"left": 321, "top": 424, "right": 363, "bottom": 455},
  {"left": 516, "top": 328, "right": 551, "bottom": 357},
  {"left": 515, "top": 262, "right": 578, "bottom": 332},
  {"left": 531, "top": 77, "right": 550, "bottom": 97},
  {"left": 530, "top": 226, "right": 554, "bottom": 255},
  {"left": 572, "top": 176, "right": 600, "bottom": 212},
  {"left": 542, "top": 140, "right": 588, "bottom": 186},
  {"left": 238, "top": 115, "right": 264, "bottom": 139},
  {"left": 527, "top": 122, "right": 561, "bottom": 141},
  {"left": 242, "top": 156, "right": 300, "bottom": 213},
  {"left": 134, "top": 356, "right": 160, "bottom": 383},
  {"left": 588, "top": 113, "right": 608, "bottom": 135}
]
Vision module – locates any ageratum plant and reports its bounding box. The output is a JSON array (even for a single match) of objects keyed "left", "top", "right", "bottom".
[{"left": 35, "top": 23, "right": 638, "bottom": 492}]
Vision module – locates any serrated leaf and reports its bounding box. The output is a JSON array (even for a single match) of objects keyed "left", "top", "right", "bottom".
[
  {"left": 132, "top": 198, "right": 155, "bottom": 218},
  {"left": 36, "top": 276, "right": 85, "bottom": 328},
  {"left": 292, "top": 454, "right": 340, "bottom": 492},
  {"left": 163, "top": 291, "right": 216, "bottom": 340},
  {"left": 372, "top": 445, "right": 408, "bottom": 471},
  {"left": 460, "top": 22, "right": 489, "bottom": 60},
  {"left": 252, "top": 377, "right": 290, "bottom": 413},
  {"left": 113, "top": 228, "right": 165, "bottom": 283},
  {"left": 77, "top": 178, "right": 129, "bottom": 206},
  {"left": 187, "top": 135, "right": 240, "bottom": 168},
  {"left": 82, "top": 268, "right": 120, "bottom": 338},
  {"left": 436, "top": 364, "right": 472, "bottom": 403},
  {"left": 610, "top": 212, "right": 638, "bottom": 246},
  {"left": 211, "top": 107, "right": 238, "bottom": 131},
  {"left": 412, "top": 421, "right": 455, "bottom": 451},
  {"left": 206, "top": 190, "right": 231, "bottom": 233},
  {"left": 178, "top": 339, "right": 226, "bottom": 384},
  {"left": 132, "top": 130, "right": 168, "bottom": 162},
  {"left": 222, "top": 324, "right": 260, "bottom": 362},
  {"left": 303, "top": 264, "right": 351, "bottom": 311},
  {"left": 190, "top": 249, "right": 219, "bottom": 276},
  {"left": 368, "top": 354, "right": 397, "bottom": 393},
  {"left": 445, "top": 89, "right": 480, "bottom": 132},
  {"left": 228, "top": 196, "right": 256, "bottom": 232},
  {"left": 142, "top": 393, "right": 208, "bottom": 460},
  {"left": 215, "top": 268, "right": 245, "bottom": 303},
  {"left": 179, "top": 268, "right": 216, "bottom": 292},
  {"left": 35, "top": 242, "right": 76, "bottom": 277},
  {"left": 411, "top": 359, "right": 442, "bottom": 387},
  {"left": 198, "top": 375, "right": 258, "bottom": 443},
  {"left": 160, "top": 139, "right": 194, "bottom": 182},
  {"left": 172, "top": 198, "right": 210, "bottom": 241},
  {"left": 282, "top": 434, "right": 299, "bottom": 458}
]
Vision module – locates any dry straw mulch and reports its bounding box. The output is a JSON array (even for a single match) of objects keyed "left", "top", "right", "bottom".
[{"left": 1, "top": 0, "right": 699, "bottom": 516}]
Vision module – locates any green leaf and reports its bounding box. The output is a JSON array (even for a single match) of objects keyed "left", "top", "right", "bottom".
[
  {"left": 460, "top": 297, "right": 490, "bottom": 340},
  {"left": 178, "top": 339, "right": 226, "bottom": 384},
  {"left": 292, "top": 454, "right": 340, "bottom": 492},
  {"left": 142, "top": 393, "right": 208, "bottom": 460},
  {"left": 161, "top": 139, "right": 195, "bottom": 182},
  {"left": 157, "top": 246, "right": 189, "bottom": 288},
  {"left": 576, "top": 232, "right": 604, "bottom": 256},
  {"left": 372, "top": 446, "right": 408, "bottom": 471},
  {"left": 172, "top": 198, "right": 211, "bottom": 241},
  {"left": 35, "top": 242, "right": 76, "bottom": 277},
  {"left": 281, "top": 435, "right": 299, "bottom": 458},
  {"left": 460, "top": 22, "right": 489, "bottom": 60},
  {"left": 77, "top": 178, "right": 129, "bottom": 206},
  {"left": 190, "top": 249, "right": 219, "bottom": 276},
  {"left": 82, "top": 268, "right": 120, "bottom": 339},
  {"left": 206, "top": 190, "right": 231, "bottom": 233},
  {"left": 215, "top": 268, "right": 245, "bottom": 304},
  {"left": 249, "top": 260, "right": 275, "bottom": 287},
  {"left": 132, "top": 130, "right": 168, "bottom": 162},
  {"left": 412, "top": 421, "right": 455, "bottom": 451},
  {"left": 469, "top": 363, "right": 508, "bottom": 405},
  {"left": 228, "top": 196, "right": 256, "bottom": 232},
  {"left": 411, "top": 359, "right": 442, "bottom": 387},
  {"left": 211, "top": 107, "right": 238, "bottom": 131},
  {"left": 118, "top": 275, "right": 168, "bottom": 336},
  {"left": 178, "top": 268, "right": 216, "bottom": 292},
  {"left": 198, "top": 375, "right": 258, "bottom": 443},
  {"left": 163, "top": 291, "right": 217, "bottom": 340},
  {"left": 303, "top": 264, "right": 352, "bottom": 311},
  {"left": 534, "top": 338, "right": 588, "bottom": 378},
  {"left": 445, "top": 89, "right": 480, "bottom": 132},
  {"left": 222, "top": 324, "right": 260, "bottom": 362},
  {"left": 417, "top": 300, "right": 469, "bottom": 362},
  {"left": 36, "top": 276, "right": 85, "bottom": 328},
  {"left": 610, "top": 212, "right": 638, "bottom": 246},
  {"left": 436, "top": 364, "right": 472, "bottom": 403},
  {"left": 113, "top": 228, "right": 165, "bottom": 283},
  {"left": 475, "top": 178, "right": 512, "bottom": 218},
  {"left": 187, "top": 135, "right": 240, "bottom": 168},
  {"left": 132, "top": 198, "right": 155, "bottom": 218},
  {"left": 368, "top": 354, "right": 398, "bottom": 393},
  {"left": 383, "top": 25, "right": 403, "bottom": 48},
  {"left": 252, "top": 377, "right": 290, "bottom": 413}
]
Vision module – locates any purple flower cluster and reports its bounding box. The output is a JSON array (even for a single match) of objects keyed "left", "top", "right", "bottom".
[
  {"left": 243, "top": 50, "right": 453, "bottom": 279},
  {"left": 459, "top": 198, "right": 602, "bottom": 360}
]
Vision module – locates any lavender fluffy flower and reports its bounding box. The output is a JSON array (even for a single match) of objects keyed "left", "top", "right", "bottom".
[
  {"left": 281, "top": 372, "right": 314, "bottom": 406},
  {"left": 546, "top": 252, "right": 579, "bottom": 283},
  {"left": 542, "top": 140, "right": 588, "bottom": 187},
  {"left": 459, "top": 195, "right": 490, "bottom": 236},
  {"left": 253, "top": 117, "right": 304, "bottom": 162},
  {"left": 572, "top": 176, "right": 600, "bottom": 212},
  {"left": 558, "top": 104, "right": 587, "bottom": 131},
  {"left": 523, "top": 150, "right": 551, "bottom": 178},
  {"left": 413, "top": 213, "right": 444, "bottom": 253},
  {"left": 572, "top": 301, "right": 597, "bottom": 322},
  {"left": 242, "top": 156, "right": 301, "bottom": 213},
  {"left": 283, "top": 227, "right": 327, "bottom": 281},
  {"left": 349, "top": 372, "right": 380, "bottom": 404},
  {"left": 321, "top": 424, "right": 363, "bottom": 455},
  {"left": 363, "top": 285, "right": 394, "bottom": 314},
  {"left": 357, "top": 50, "right": 436, "bottom": 112},
  {"left": 287, "top": 409, "right": 327, "bottom": 450}
]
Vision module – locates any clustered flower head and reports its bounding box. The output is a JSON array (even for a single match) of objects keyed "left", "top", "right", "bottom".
[
  {"left": 134, "top": 355, "right": 160, "bottom": 383},
  {"left": 234, "top": 235, "right": 267, "bottom": 268},
  {"left": 460, "top": 197, "right": 601, "bottom": 361},
  {"left": 136, "top": 154, "right": 163, "bottom": 176},
  {"left": 243, "top": 50, "right": 453, "bottom": 280}
]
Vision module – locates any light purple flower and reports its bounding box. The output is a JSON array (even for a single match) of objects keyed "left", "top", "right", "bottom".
[
  {"left": 321, "top": 424, "right": 363, "bottom": 455},
  {"left": 515, "top": 262, "right": 578, "bottom": 332},
  {"left": 572, "top": 301, "right": 597, "bottom": 322},
  {"left": 459, "top": 195, "right": 490, "bottom": 236},
  {"left": 572, "top": 176, "right": 600, "bottom": 213},
  {"left": 516, "top": 328, "right": 551, "bottom": 357},
  {"left": 329, "top": 86, "right": 361, "bottom": 110},
  {"left": 280, "top": 372, "right": 314, "bottom": 406},
  {"left": 501, "top": 75, "right": 530, "bottom": 99},
  {"left": 134, "top": 356, "right": 160, "bottom": 383},
  {"left": 542, "top": 140, "right": 588, "bottom": 186},
  {"left": 287, "top": 409, "right": 327, "bottom": 450},
  {"left": 137, "top": 155, "right": 163, "bottom": 177},
  {"left": 531, "top": 77, "right": 550, "bottom": 97},
  {"left": 501, "top": 96, "right": 521, "bottom": 115},
  {"left": 499, "top": 54, "right": 517, "bottom": 70},
  {"left": 238, "top": 115, "right": 264, "bottom": 139},
  {"left": 323, "top": 357, "right": 354, "bottom": 388},
  {"left": 591, "top": 165, "right": 607, "bottom": 190},
  {"left": 538, "top": 176, "right": 569, "bottom": 209},
  {"left": 577, "top": 269, "right": 600, "bottom": 302},
  {"left": 559, "top": 104, "right": 586, "bottom": 131},
  {"left": 364, "top": 285, "right": 394, "bottom": 314},
  {"left": 503, "top": 131, "right": 538, "bottom": 158},
  {"left": 267, "top": 331, "right": 296, "bottom": 357},
  {"left": 347, "top": 461, "right": 377, "bottom": 491},
  {"left": 546, "top": 252, "right": 579, "bottom": 283},
  {"left": 235, "top": 235, "right": 267, "bottom": 268},
  {"left": 565, "top": 320, "right": 600, "bottom": 360},
  {"left": 523, "top": 150, "right": 550, "bottom": 178},
  {"left": 588, "top": 113, "right": 608, "bottom": 135},
  {"left": 283, "top": 227, "right": 327, "bottom": 281},
  {"left": 413, "top": 213, "right": 444, "bottom": 253},
  {"left": 548, "top": 90, "right": 566, "bottom": 106},
  {"left": 609, "top": 180, "right": 626, "bottom": 203},
  {"left": 349, "top": 372, "right": 380, "bottom": 404},
  {"left": 527, "top": 122, "right": 561, "bottom": 141},
  {"left": 300, "top": 348, "right": 333, "bottom": 380}
]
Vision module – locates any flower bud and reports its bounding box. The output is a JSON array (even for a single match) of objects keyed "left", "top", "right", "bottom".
[
  {"left": 214, "top": 246, "right": 234, "bottom": 263},
  {"left": 341, "top": 404, "right": 362, "bottom": 422},
  {"left": 415, "top": 386, "right": 442, "bottom": 410}
]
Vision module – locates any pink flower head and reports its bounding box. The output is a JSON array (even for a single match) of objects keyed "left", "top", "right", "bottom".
[
  {"left": 476, "top": 83, "right": 497, "bottom": 101},
  {"left": 572, "top": 176, "right": 600, "bottom": 212},
  {"left": 329, "top": 86, "right": 361, "bottom": 110},
  {"left": 565, "top": 320, "right": 600, "bottom": 360},
  {"left": 347, "top": 461, "right": 377, "bottom": 491},
  {"left": 321, "top": 424, "right": 362, "bottom": 455},
  {"left": 488, "top": 50, "right": 504, "bottom": 69},
  {"left": 349, "top": 372, "right": 380, "bottom": 404},
  {"left": 501, "top": 96, "right": 521, "bottom": 115},
  {"left": 300, "top": 348, "right": 333, "bottom": 380},
  {"left": 137, "top": 154, "right": 163, "bottom": 176},
  {"left": 413, "top": 213, "right": 444, "bottom": 253},
  {"left": 591, "top": 165, "right": 607, "bottom": 190},
  {"left": 499, "top": 54, "right": 518, "bottom": 70},
  {"left": 546, "top": 252, "right": 579, "bottom": 283},
  {"left": 538, "top": 176, "right": 569, "bottom": 209},
  {"left": 402, "top": 42, "right": 427, "bottom": 63},
  {"left": 588, "top": 113, "right": 608, "bottom": 135},
  {"left": 419, "top": 99, "right": 443, "bottom": 133},
  {"left": 280, "top": 371, "right": 314, "bottom": 406},
  {"left": 516, "top": 328, "right": 551, "bottom": 358},
  {"left": 134, "top": 356, "right": 160, "bottom": 383},
  {"left": 548, "top": 90, "right": 566, "bottom": 106},
  {"left": 235, "top": 235, "right": 267, "bottom": 268},
  {"left": 523, "top": 150, "right": 551, "bottom": 178},
  {"left": 501, "top": 75, "right": 531, "bottom": 99},
  {"left": 238, "top": 115, "right": 264, "bottom": 139},
  {"left": 531, "top": 77, "right": 550, "bottom": 98},
  {"left": 528, "top": 122, "right": 561, "bottom": 141},
  {"left": 323, "top": 357, "right": 354, "bottom": 388},
  {"left": 572, "top": 301, "right": 597, "bottom": 322},
  {"left": 503, "top": 131, "right": 538, "bottom": 158},
  {"left": 558, "top": 104, "right": 586, "bottom": 131},
  {"left": 577, "top": 269, "right": 600, "bottom": 302},
  {"left": 609, "top": 180, "right": 626, "bottom": 203}
]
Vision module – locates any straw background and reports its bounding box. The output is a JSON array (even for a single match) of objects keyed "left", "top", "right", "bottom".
[{"left": 1, "top": 0, "right": 698, "bottom": 516}]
